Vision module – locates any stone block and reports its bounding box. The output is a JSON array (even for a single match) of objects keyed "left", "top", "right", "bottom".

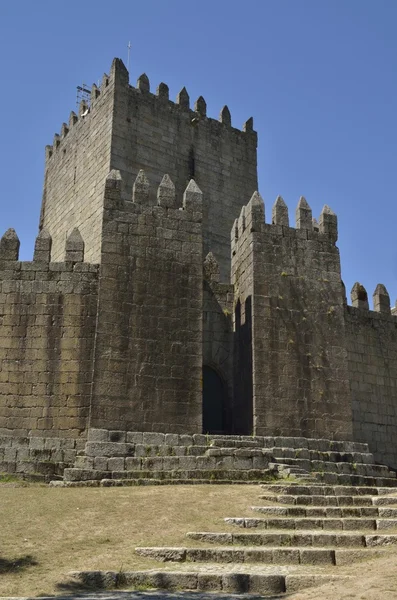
[
  {"left": 249, "top": 574, "right": 286, "bottom": 594},
  {"left": 126, "top": 432, "right": 143, "bottom": 443},
  {"left": 108, "top": 457, "right": 125, "bottom": 471},
  {"left": 94, "top": 457, "right": 108, "bottom": 470},
  {"left": 125, "top": 457, "right": 141, "bottom": 471},
  {"left": 143, "top": 433, "right": 165, "bottom": 445},
  {"left": 300, "top": 549, "right": 335, "bottom": 565},
  {"left": 197, "top": 574, "right": 222, "bottom": 591},
  {"left": 109, "top": 430, "right": 126, "bottom": 442},
  {"left": 222, "top": 573, "right": 250, "bottom": 593},
  {"left": 85, "top": 442, "right": 134, "bottom": 457}
]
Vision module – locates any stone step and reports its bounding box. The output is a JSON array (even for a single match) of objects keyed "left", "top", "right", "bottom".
[
  {"left": 135, "top": 545, "right": 391, "bottom": 567},
  {"left": 259, "top": 494, "right": 375, "bottom": 506},
  {"left": 135, "top": 545, "right": 338, "bottom": 565},
  {"left": 87, "top": 429, "right": 370, "bottom": 453},
  {"left": 224, "top": 516, "right": 395, "bottom": 531},
  {"left": 68, "top": 567, "right": 352, "bottom": 595},
  {"left": 270, "top": 447, "right": 376, "bottom": 465},
  {"left": 271, "top": 457, "right": 392, "bottom": 477},
  {"left": 260, "top": 484, "right": 397, "bottom": 496},
  {"left": 75, "top": 452, "right": 271, "bottom": 471},
  {"left": 186, "top": 530, "right": 397, "bottom": 547},
  {"left": 251, "top": 505, "right": 387, "bottom": 518},
  {"left": 373, "top": 496, "right": 397, "bottom": 506},
  {"left": 269, "top": 462, "right": 309, "bottom": 474},
  {"left": 311, "top": 473, "right": 397, "bottom": 487},
  {"left": 63, "top": 467, "right": 278, "bottom": 483},
  {"left": 51, "top": 478, "right": 271, "bottom": 487}
]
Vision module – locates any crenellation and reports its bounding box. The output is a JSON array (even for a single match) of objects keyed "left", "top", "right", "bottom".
[
  {"left": 373, "top": 284, "right": 390, "bottom": 314},
  {"left": 0, "top": 229, "right": 20, "bottom": 261},
  {"left": 203, "top": 252, "right": 220, "bottom": 283},
  {"left": 65, "top": 228, "right": 84, "bottom": 263},
  {"left": 157, "top": 174, "right": 177, "bottom": 208},
  {"left": 183, "top": 179, "right": 203, "bottom": 212},
  {"left": 296, "top": 196, "right": 312, "bottom": 230},
  {"left": 68, "top": 111, "right": 78, "bottom": 128},
  {"left": 100, "top": 72, "right": 110, "bottom": 92},
  {"left": 272, "top": 195, "right": 289, "bottom": 227},
  {"left": 319, "top": 205, "right": 338, "bottom": 243},
  {"left": 45, "top": 145, "right": 53, "bottom": 160},
  {"left": 176, "top": 87, "right": 190, "bottom": 109},
  {"left": 194, "top": 96, "right": 207, "bottom": 116},
  {"left": 243, "top": 117, "right": 254, "bottom": 132},
  {"left": 78, "top": 99, "right": 88, "bottom": 117},
  {"left": 220, "top": 105, "right": 231, "bottom": 126},
  {"left": 33, "top": 230, "right": 52, "bottom": 263},
  {"left": 351, "top": 282, "right": 369, "bottom": 310},
  {"left": 90, "top": 83, "right": 100, "bottom": 103},
  {"left": 60, "top": 123, "right": 69, "bottom": 138},
  {"left": 137, "top": 73, "right": 150, "bottom": 93},
  {"left": 156, "top": 82, "right": 169, "bottom": 100},
  {"left": 133, "top": 169, "right": 150, "bottom": 204}
]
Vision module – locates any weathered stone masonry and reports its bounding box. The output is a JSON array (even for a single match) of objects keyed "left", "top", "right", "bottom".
[{"left": 1, "top": 57, "right": 397, "bottom": 472}]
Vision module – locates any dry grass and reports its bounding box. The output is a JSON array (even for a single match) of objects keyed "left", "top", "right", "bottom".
[
  {"left": 0, "top": 482, "right": 259, "bottom": 596},
  {"left": 1, "top": 481, "right": 397, "bottom": 599}
]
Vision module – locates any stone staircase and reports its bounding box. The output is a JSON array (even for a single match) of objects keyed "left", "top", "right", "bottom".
[
  {"left": 57, "top": 428, "right": 397, "bottom": 487},
  {"left": 70, "top": 481, "right": 397, "bottom": 595}
]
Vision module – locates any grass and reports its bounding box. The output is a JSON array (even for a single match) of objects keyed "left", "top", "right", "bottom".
[
  {"left": 2, "top": 481, "right": 397, "bottom": 599},
  {"left": 0, "top": 482, "right": 260, "bottom": 597}
]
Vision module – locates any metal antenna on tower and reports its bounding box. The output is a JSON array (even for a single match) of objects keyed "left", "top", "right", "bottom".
[{"left": 127, "top": 41, "right": 131, "bottom": 72}]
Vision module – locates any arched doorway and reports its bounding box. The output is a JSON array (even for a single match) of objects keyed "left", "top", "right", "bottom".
[{"left": 202, "top": 366, "right": 228, "bottom": 434}]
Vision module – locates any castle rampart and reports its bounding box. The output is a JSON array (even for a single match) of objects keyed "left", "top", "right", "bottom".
[
  {"left": 0, "top": 228, "right": 99, "bottom": 438},
  {"left": 345, "top": 283, "right": 397, "bottom": 469}
]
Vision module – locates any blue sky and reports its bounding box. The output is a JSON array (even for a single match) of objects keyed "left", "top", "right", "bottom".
[{"left": 0, "top": 1, "right": 396, "bottom": 306}]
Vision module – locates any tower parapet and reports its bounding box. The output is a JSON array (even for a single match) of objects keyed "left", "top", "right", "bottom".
[{"left": 231, "top": 190, "right": 351, "bottom": 440}]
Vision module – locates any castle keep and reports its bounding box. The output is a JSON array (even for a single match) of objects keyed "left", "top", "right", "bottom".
[{"left": 1, "top": 58, "right": 397, "bottom": 476}]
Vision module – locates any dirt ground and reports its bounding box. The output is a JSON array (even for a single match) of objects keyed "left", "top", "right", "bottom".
[{"left": 1, "top": 481, "right": 397, "bottom": 599}]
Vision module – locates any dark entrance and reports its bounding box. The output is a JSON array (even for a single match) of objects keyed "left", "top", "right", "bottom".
[{"left": 202, "top": 366, "right": 227, "bottom": 434}]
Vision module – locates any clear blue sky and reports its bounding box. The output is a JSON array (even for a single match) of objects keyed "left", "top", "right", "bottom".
[{"left": 1, "top": 1, "right": 396, "bottom": 305}]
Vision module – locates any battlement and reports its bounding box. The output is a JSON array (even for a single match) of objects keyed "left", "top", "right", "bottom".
[
  {"left": 103, "top": 168, "right": 203, "bottom": 224},
  {"left": 348, "top": 282, "right": 395, "bottom": 316},
  {"left": 45, "top": 58, "right": 256, "bottom": 163},
  {"left": 0, "top": 227, "right": 98, "bottom": 276},
  {"left": 231, "top": 191, "right": 338, "bottom": 249}
]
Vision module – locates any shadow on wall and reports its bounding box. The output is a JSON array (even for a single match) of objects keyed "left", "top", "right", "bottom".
[
  {"left": 202, "top": 365, "right": 230, "bottom": 434},
  {"left": 233, "top": 297, "right": 253, "bottom": 435}
]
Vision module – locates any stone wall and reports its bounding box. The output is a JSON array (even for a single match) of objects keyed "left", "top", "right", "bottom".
[
  {"left": 345, "top": 284, "right": 397, "bottom": 469},
  {"left": 232, "top": 194, "right": 353, "bottom": 440},
  {"left": 0, "top": 228, "right": 98, "bottom": 438},
  {"left": 39, "top": 61, "right": 118, "bottom": 262},
  {"left": 110, "top": 60, "right": 258, "bottom": 280},
  {"left": 89, "top": 170, "right": 203, "bottom": 433}
]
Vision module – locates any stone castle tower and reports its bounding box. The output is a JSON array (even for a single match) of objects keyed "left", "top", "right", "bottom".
[
  {"left": 1, "top": 58, "right": 397, "bottom": 471},
  {"left": 40, "top": 58, "right": 258, "bottom": 280}
]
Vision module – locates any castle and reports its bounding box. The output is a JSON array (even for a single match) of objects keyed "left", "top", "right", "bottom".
[{"left": 1, "top": 57, "right": 397, "bottom": 472}]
